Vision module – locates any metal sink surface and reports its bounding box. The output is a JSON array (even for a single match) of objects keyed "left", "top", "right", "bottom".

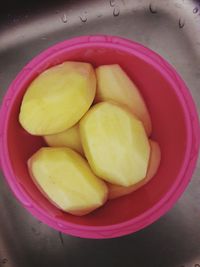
[{"left": 0, "top": 0, "right": 200, "bottom": 266}]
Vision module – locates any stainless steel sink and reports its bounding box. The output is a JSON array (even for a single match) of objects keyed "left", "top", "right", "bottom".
[{"left": 0, "top": 0, "right": 200, "bottom": 266}]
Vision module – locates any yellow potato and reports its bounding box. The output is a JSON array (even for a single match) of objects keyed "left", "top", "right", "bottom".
[
  {"left": 44, "top": 124, "right": 83, "bottom": 155},
  {"left": 95, "top": 64, "right": 152, "bottom": 136},
  {"left": 80, "top": 102, "right": 150, "bottom": 187},
  {"left": 108, "top": 140, "right": 161, "bottom": 199},
  {"left": 28, "top": 147, "right": 108, "bottom": 216},
  {"left": 19, "top": 61, "right": 96, "bottom": 135}
]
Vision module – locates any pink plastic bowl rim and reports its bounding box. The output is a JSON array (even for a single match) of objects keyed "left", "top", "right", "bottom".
[{"left": 0, "top": 35, "right": 199, "bottom": 239}]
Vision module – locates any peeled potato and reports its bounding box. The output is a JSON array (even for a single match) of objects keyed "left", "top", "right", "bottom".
[
  {"left": 28, "top": 147, "right": 108, "bottom": 216},
  {"left": 108, "top": 140, "right": 161, "bottom": 199},
  {"left": 80, "top": 101, "right": 150, "bottom": 187},
  {"left": 44, "top": 124, "right": 83, "bottom": 155},
  {"left": 95, "top": 64, "right": 152, "bottom": 136},
  {"left": 19, "top": 61, "right": 96, "bottom": 135}
]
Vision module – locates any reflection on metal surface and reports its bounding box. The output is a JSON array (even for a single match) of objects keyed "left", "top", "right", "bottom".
[{"left": 0, "top": 0, "right": 200, "bottom": 266}]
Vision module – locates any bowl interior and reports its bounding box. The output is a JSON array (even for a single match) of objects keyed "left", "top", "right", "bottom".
[{"left": 6, "top": 43, "right": 188, "bottom": 226}]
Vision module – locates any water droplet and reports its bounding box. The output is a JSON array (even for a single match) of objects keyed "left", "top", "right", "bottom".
[
  {"left": 113, "top": 7, "right": 120, "bottom": 17},
  {"left": 61, "top": 14, "right": 68, "bottom": 23},
  {"left": 178, "top": 18, "right": 185, "bottom": 29},
  {"left": 79, "top": 15, "right": 87, "bottom": 23},
  {"left": 13, "top": 17, "right": 19, "bottom": 23},
  {"left": 121, "top": 0, "right": 126, "bottom": 6},
  {"left": 175, "top": 3, "right": 181, "bottom": 8},
  {"left": 2, "top": 258, "right": 8, "bottom": 264},
  {"left": 110, "top": 0, "right": 115, "bottom": 7},
  {"left": 149, "top": 3, "right": 157, "bottom": 14},
  {"left": 193, "top": 7, "right": 198, "bottom": 14},
  {"left": 58, "top": 232, "right": 64, "bottom": 246},
  {"left": 31, "top": 227, "right": 40, "bottom": 236}
]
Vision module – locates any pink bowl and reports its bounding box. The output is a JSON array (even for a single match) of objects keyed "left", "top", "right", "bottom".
[{"left": 0, "top": 35, "right": 199, "bottom": 239}]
